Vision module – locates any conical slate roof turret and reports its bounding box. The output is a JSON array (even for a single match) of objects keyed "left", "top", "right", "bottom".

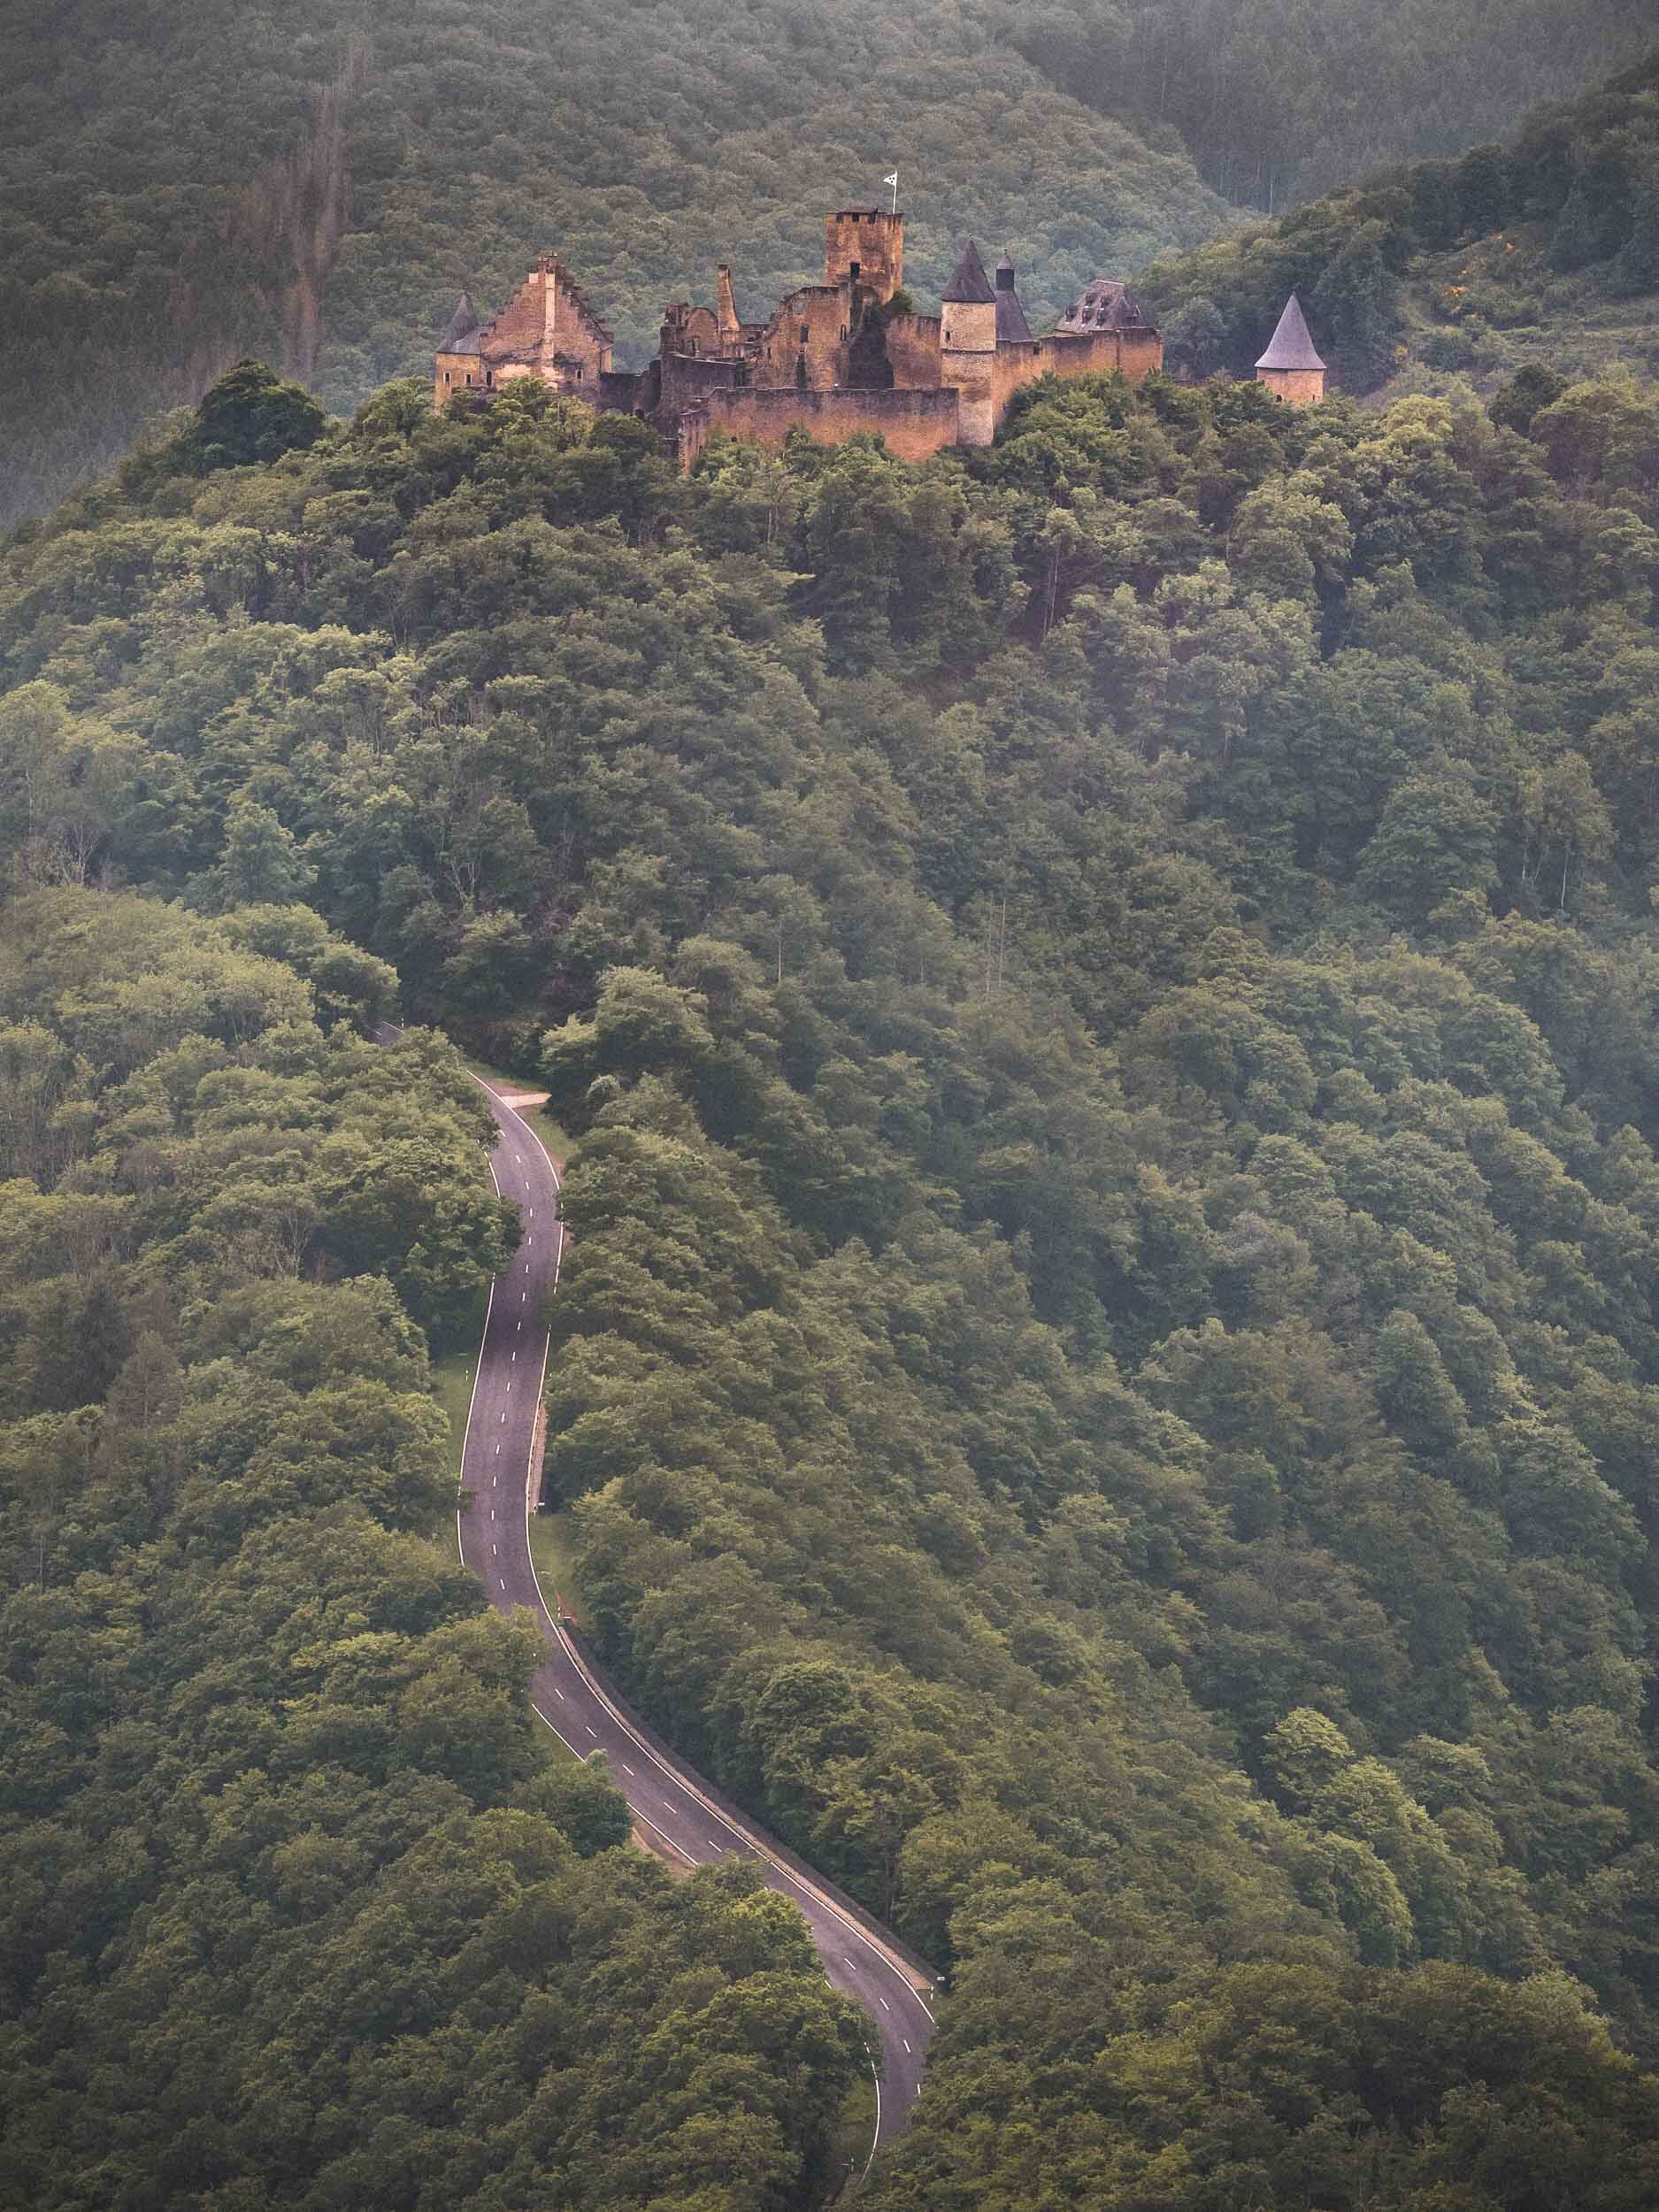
[
  {"left": 993, "top": 250, "right": 1033, "bottom": 342},
  {"left": 943, "top": 241, "right": 996, "bottom": 304},
  {"left": 1256, "top": 293, "right": 1326, "bottom": 373},
  {"left": 440, "top": 291, "right": 482, "bottom": 351}
]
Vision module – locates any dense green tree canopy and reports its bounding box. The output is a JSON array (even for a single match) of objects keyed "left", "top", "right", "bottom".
[
  {"left": 14, "top": 242, "right": 1659, "bottom": 2193},
  {"left": 0, "top": 889, "right": 867, "bottom": 2212}
]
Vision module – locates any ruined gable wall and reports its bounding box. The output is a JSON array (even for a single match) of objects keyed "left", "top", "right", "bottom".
[
  {"left": 755, "top": 287, "right": 851, "bottom": 390},
  {"left": 680, "top": 305, "right": 720, "bottom": 354},
  {"left": 479, "top": 261, "right": 612, "bottom": 380}
]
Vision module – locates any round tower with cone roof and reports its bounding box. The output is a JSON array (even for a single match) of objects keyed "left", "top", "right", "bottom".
[
  {"left": 941, "top": 241, "right": 998, "bottom": 444},
  {"left": 1256, "top": 294, "right": 1327, "bottom": 406}
]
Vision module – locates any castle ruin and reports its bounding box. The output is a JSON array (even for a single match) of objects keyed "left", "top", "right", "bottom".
[{"left": 434, "top": 209, "right": 1165, "bottom": 464}]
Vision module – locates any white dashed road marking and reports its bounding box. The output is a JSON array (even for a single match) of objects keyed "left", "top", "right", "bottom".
[{"left": 586, "top": 1726, "right": 598, "bottom": 1740}]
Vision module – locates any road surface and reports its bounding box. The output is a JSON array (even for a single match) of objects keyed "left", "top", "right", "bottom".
[{"left": 453, "top": 1065, "right": 935, "bottom": 2158}]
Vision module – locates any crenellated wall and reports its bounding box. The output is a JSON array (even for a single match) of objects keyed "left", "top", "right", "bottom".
[{"left": 823, "top": 209, "right": 905, "bottom": 303}]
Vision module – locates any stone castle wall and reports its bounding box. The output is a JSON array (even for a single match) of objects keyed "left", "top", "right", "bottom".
[
  {"left": 885, "top": 311, "right": 942, "bottom": 389},
  {"left": 437, "top": 217, "right": 1170, "bottom": 459},
  {"left": 991, "top": 326, "right": 1164, "bottom": 417},
  {"left": 683, "top": 386, "right": 961, "bottom": 469},
  {"left": 1258, "top": 366, "right": 1326, "bottom": 407},
  {"left": 754, "top": 287, "right": 852, "bottom": 390},
  {"left": 823, "top": 210, "right": 904, "bottom": 301}
]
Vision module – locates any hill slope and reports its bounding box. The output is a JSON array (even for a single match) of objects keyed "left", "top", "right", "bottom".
[
  {"left": 0, "top": 0, "right": 1231, "bottom": 528},
  {"left": 7, "top": 2, "right": 1654, "bottom": 529},
  {"left": 12, "top": 332, "right": 1659, "bottom": 2198},
  {"left": 1143, "top": 47, "right": 1659, "bottom": 397}
]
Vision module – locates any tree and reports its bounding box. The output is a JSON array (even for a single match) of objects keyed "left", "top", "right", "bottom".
[{"left": 183, "top": 358, "right": 327, "bottom": 473}]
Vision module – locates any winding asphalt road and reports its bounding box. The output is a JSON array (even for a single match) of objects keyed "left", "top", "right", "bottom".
[{"left": 448, "top": 1063, "right": 936, "bottom": 2159}]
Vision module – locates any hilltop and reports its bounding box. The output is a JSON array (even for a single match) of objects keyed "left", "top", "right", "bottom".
[
  {"left": 3, "top": 0, "right": 1651, "bottom": 527},
  {"left": 0, "top": 0, "right": 1229, "bottom": 527},
  {"left": 12, "top": 301, "right": 1659, "bottom": 2199}
]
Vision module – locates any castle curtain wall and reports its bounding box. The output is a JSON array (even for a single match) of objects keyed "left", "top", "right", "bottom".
[
  {"left": 438, "top": 218, "right": 1166, "bottom": 450},
  {"left": 685, "top": 387, "right": 962, "bottom": 468},
  {"left": 885, "top": 312, "right": 943, "bottom": 388}
]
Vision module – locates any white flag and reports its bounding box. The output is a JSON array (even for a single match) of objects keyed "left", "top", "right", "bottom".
[{"left": 884, "top": 172, "right": 899, "bottom": 188}]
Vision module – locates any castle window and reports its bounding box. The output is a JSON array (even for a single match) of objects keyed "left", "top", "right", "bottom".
[
  {"left": 849, "top": 261, "right": 860, "bottom": 279},
  {"left": 800, "top": 322, "right": 810, "bottom": 343}
]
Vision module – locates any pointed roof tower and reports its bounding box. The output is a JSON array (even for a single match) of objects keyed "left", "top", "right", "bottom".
[
  {"left": 993, "top": 250, "right": 1033, "bottom": 342},
  {"left": 943, "top": 241, "right": 996, "bottom": 304},
  {"left": 440, "top": 292, "right": 482, "bottom": 353},
  {"left": 1256, "top": 293, "right": 1326, "bottom": 373}
]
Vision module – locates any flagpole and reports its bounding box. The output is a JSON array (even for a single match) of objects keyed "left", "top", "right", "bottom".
[{"left": 887, "top": 169, "right": 899, "bottom": 216}]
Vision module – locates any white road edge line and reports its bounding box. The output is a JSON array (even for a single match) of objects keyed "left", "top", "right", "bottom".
[{"left": 864, "top": 2062, "right": 882, "bottom": 2183}]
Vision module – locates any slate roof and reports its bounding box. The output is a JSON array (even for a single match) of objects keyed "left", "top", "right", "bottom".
[
  {"left": 439, "top": 292, "right": 483, "bottom": 354},
  {"left": 1256, "top": 293, "right": 1326, "bottom": 373},
  {"left": 942, "top": 241, "right": 996, "bottom": 304},
  {"left": 1054, "top": 277, "right": 1154, "bottom": 334},
  {"left": 996, "top": 289, "right": 1033, "bottom": 343}
]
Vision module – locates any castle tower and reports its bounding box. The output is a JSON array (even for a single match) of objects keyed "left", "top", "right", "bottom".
[
  {"left": 941, "top": 241, "right": 998, "bottom": 445},
  {"left": 1256, "top": 294, "right": 1327, "bottom": 406},
  {"left": 716, "top": 265, "right": 741, "bottom": 349},
  {"left": 824, "top": 208, "right": 905, "bottom": 303},
  {"left": 434, "top": 291, "right": 484, "bottom": 405}
]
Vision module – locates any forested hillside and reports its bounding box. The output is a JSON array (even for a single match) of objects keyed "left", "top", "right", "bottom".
[
  {"left": 0, "top": 0, "right": 1229, "bottom": 528},
  {"left": 1147, "top": 46, "right": 1659, "bottom": 399},
  {"left": 12, "top": 336, "right": 1659, "bottom": 2196},
  {"left": 1010, "top": 0, "right": 1652, "bottom": 206},
  {"left": 4, "top": 0, "right": 1649, "bottom": 528},
  {"left": 0, "top": 888, "right": 868, "bottom": 2209}
]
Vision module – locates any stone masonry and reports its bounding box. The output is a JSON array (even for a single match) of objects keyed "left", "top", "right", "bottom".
[{"left": 434, "top": 208, "right": 1174, "bottom": 465}]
